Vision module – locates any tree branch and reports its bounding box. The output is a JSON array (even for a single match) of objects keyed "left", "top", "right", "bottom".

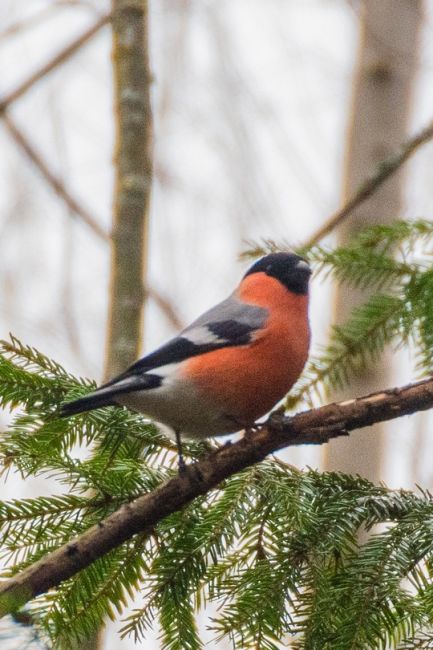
[
  {"left": 0, "top": 5, "right": 60, "bottom": 42},
  {"left": 0, "top": 14, "right": 110, "bottom": 112},
  {"left": 1, "top": 376, "right": 433, "bottom": 616},
  {"left": 304, "top": 117, "right": 433, "bottom": 247},
  {"left": 3, "top": 114, "right": 181, "bottom": 332},
  {"left": 3, "top": 113, "right": 109, "bottom": 240},
  {"left": 0, "top": 12, "right": 112, "bottom": 242},
  {"left": 143, "top": 282, "right": 184, "bottom": 331}
]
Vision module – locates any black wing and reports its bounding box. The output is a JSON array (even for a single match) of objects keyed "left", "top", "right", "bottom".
[{"left": 117, "top": 295, "right": 268, "bottom": 379}]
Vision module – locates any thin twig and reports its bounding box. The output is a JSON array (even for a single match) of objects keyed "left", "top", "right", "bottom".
[
  {"left": 3, "top": 116, "right": 182, "bottom": 330},
  {"left": 143, "top": 283, "right": 184, "bottom": 331},
  {"left": 0, "top": 10, "right": 112, "bottom": 242},
  {"left": 3, "top": 113, "right": 108, "bottom": 241},
  {"left": 304, "top": 118, "right": 433, "bottom": 247},
  {"left": 1, "top": 376, "right": 433, "bottom": 614},
  {"left": 0, "top": 14, "right": 111, "bottom": 112},
  {"left": 0, "top": 5, "right": 59, "bottom": 41}
]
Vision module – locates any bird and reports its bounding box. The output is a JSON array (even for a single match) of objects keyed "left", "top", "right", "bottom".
[{"left": 60, "top": 252, "right": 312, "bottom": 470}]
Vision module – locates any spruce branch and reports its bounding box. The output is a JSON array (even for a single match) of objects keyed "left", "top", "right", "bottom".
[{"left": 1, "top": 377, "right": 433, "bottom": 616}]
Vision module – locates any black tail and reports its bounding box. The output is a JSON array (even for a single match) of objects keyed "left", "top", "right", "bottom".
[
  {"left": 59, "top": 372, "right": 161, "bottom": 418},
  {"left": 59, "top": 392, "right": 116, "bottom": 417}
]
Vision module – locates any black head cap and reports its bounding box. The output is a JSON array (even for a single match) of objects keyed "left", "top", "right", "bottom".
[{"left": 244, "top": 252, "right": 311, "bottom": 295}]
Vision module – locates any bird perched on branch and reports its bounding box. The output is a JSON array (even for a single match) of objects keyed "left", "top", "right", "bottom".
[{"left": 60, "top": 253, "right": 312, "bottom": 470}]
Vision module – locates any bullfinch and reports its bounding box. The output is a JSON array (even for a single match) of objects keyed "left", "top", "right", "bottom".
[{"left": 60, "top": 253, "right": 311, "bottom": 468}]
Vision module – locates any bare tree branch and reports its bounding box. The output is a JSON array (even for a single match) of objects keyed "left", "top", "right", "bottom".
[
  {"left": 143, "top": 283, "right": 184, "bottom": 331},
  {"left": 3, "top": 115, "right": 183, "bottom": 332},
  {"left": 304, "top": 117, "right": 433, "bottom": 248},
  {"left": 1, "top": 376, "right": 433, "bottom": 616},
  {"left": 0, "top": 5, "right": 60, "bottom": 42},
  {"left": 0, "top": 14, "right": 110, "bottom": 112},
  {"left": 0, "top": 12, "right": 112, "bottom": 241},
  {"left": 3, "top": 113, "right": 109, "bottom": 241},
  {"left": 0, "top": 2, "right": 102, "bottom": 42}
]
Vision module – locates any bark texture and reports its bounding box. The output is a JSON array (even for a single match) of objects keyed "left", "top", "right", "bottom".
[{"left": 105, "top": 0, "right": 153, "bottom": 377}]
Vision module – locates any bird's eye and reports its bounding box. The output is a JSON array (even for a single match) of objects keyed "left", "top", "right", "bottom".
[{"left": 296, "top": 259, "right": 311, "bottom": 273}]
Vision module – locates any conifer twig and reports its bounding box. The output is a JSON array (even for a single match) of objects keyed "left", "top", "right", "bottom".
[
  {"left": 1, "top": 376, "right": 433, "bottom": 615},
  {"left": 304, "top": 118, "right": 433, "bottom": 247}
]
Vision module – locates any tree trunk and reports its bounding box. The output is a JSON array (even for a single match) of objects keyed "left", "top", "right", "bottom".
[
  {"left": 325, "top": 0, "right": 423, "bottom": 479},
  {"left": 105, "top": 0, "right": 153, "bottom": 378}
]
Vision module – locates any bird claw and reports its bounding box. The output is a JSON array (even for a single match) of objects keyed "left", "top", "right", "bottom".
[{"left": 244, "top": 423, "right": 261, "bottom": 440}]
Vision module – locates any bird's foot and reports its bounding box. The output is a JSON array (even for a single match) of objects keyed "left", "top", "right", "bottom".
[
  {"left": 178, "top": 454, "right": 187, "bottom": 475},
  {"left": 174, "top": 429, "right": 187, "bottom": 475}
]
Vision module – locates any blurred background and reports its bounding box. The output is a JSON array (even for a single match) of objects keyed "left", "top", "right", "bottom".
[{"left": 1, "top": 0, "right": 433, "bottom": 647}]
